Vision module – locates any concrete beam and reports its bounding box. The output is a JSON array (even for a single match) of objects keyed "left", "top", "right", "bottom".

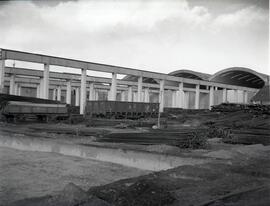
[{"left": 1, "top": 49, "right": 260, "bottom": 92}]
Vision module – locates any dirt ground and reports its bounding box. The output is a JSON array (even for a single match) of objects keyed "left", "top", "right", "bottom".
[
  {"left": 0, "top": 147, "right": 149, "bottom": 205},
  {"left": 0, "top": 122, "right": 270, "bottom": 206}
]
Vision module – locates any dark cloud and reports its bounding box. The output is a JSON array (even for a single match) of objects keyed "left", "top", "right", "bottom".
[
  {"left": 188, "top": 0, "right": 269, "bottom": 15},
  {"left": 0, "top": 0, "right": 78, "bottom": 7},
  {"left": 31, "top": 0, "right": 78, "bottom": 7}
]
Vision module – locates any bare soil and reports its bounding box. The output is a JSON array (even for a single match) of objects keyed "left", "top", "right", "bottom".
[{"left": 0, "top": 122, "right": 269, "bottom": 206}]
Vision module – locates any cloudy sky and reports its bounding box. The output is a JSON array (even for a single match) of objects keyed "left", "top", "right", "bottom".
[{"left": 0, "top": 0, "right": 269, "bottom": 76}]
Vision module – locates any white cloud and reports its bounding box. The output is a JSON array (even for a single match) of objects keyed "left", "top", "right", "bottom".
[{"left": 0, "top": 0, "right": 268, "bottom": 75}]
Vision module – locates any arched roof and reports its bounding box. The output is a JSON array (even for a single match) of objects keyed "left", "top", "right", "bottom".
[
  {"left": 168, "top": 69, "right": 211, "bottom": 80},
  {"left": 209, "top": 67, "right": 268, "bottom": 89}
]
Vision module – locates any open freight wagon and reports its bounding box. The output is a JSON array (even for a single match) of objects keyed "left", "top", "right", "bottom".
[{"left": 85, "top": 100, "right": 159, "bottom": 119}]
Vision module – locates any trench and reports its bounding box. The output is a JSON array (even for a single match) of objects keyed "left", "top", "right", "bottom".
[{"left": 0, "top": 134, "right": 207, "bottom": 171}]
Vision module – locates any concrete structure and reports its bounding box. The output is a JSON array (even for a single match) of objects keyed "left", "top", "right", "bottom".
[{"left": 0, "top": 48, "right": 268, "bottom": 114}]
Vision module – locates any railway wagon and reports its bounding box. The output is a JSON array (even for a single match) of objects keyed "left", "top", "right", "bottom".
[
  {"left": 85, "top": 100, "right": 159, "bottom": 119},
  {"left": 1, "top": 101, "right": 68, "bottom": 122}
]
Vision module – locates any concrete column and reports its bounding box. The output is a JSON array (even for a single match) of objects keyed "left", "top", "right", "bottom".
[
  {"left": 128, "top": 86, "right": 133, "bottom": 102},
  {"left": 244, "top": 91, "right": 248, "bottom": 104},
  {"left": 109, "top": 73, "right": 117, "bottom": 101},
  {"left": 89, "top": 83, "right": 95, "bottom": 101},
  {"left": 95, "top": 90, "right": 99, "bottom": 100},
  {"left": 178, "top": 82, "right": 184, "bottom": 108},
  {"left": 195, "top": 84, "right": 200, "bottom": 109},
  {"left": 14, "top": 83, "right": 19, "bottom": 95},
  {"left": 234, "top": 89, "right": 238, "bottom": 103},
  {"left": 42, "top": 63, "right": 50, "bottom": 99},
  {"left": 9, "top": 75, "right": 15, "bottom": 95},
  {"left": 57, "top": 86, "right": 61, "bottom": 101},
  {"left": 36, "top": 84, "right": 40, "bottom": 98},
  {"left": 17, "top": 85, "right": 21, "bottom": 96},
  {"left": 52, "top": 88, "right": 57, "bottom": 100},
  {"left": 144, "top": 88, "right": 150, "bottom": 103},
  {"left": 209, "top": 86, "right": 214, "bottom": 110},
  {"left": 66, "top": 80, "right": 72, "bottom": 104},
  {"left": 121, "top": 91, "right": 125, "bottom": 101},
  {"left": 75, "top": 88, "right": 80, "bottom": 106},
  {"left": 171, "top": 91, "right": 176, "bottom": 107},
  {"left": 222, "top": 88, "right": 227, "bottom": 103},
  {"left": 159, "top": 80, "right": 165, "bottom": 112},
  {"left": 0, "top": 60, "right": 5, "bottom": 93},
  {"left": 137, "top": 76, "right": 143, "bottom": 102},
  {"left": 185, "top": 92, "right": 189, "bottom": 109},
  {"left": 80, "top": 68, "right": 87, "bottom": 115}
]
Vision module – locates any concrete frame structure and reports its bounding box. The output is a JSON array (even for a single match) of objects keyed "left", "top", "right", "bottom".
[{"left": 0, "top": 48, "right": 268, "bottom": 114}]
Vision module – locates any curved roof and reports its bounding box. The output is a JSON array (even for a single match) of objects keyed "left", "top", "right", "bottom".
[
  {"left": 209, "top": 67, "right": 268, "bottom": 89},
  {"left": 168, "top": 69, "right": 211, "bottom": 80}
]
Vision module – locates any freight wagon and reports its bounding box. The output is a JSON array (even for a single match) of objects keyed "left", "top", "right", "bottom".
[
  {"left": 1, "top": 101, "right": 68, "bottom": 122},
  {"left": 85, "top": 100, "right": 159, "bottom": 119}
]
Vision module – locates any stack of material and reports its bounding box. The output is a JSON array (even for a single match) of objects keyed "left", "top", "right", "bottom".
[
  {"left": 211, "top": 103, "right": 270, "bottom": 114},
  {"left": 207, "top": 103, "right": 270, "bottom": 145},
  {"left": 224, "top": 128, "right": 270, "bottom": 145},
  {"left": 96, "top": 128, "right": 207, "bottom": 148}
]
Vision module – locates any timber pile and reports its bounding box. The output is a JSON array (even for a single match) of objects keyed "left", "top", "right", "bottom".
[
  {"left": 29, "top": 126, "right": 109, "bottom": 136},
  {"left": 97, "top": 128, "right": 208, "bottom": 148},
  {"left": 211, "top": 103, "right": 270, "bottom": 114},
  {"left": 207, "top": 103, "right": 270, "bottom": 145}
]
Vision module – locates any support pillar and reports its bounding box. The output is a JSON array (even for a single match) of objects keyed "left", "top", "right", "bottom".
[
  {"left": 159, "top": 80, "right": 165, "bottom": 112},
  {"left": 0, "top": 60, "right": 5, "bottom": 93},
  {"left": 42, "top": 63, "right": 49, "bottom": 99},
  {"left": 222, "top": 88, "right": 227, "bottom": 103},
  {"left": 57, "top": 86, "right": 61, "bottom": 101},
  {"left": 80, "top": 68, "right": 87, "bottom": 115},
  {"left": 234, "top": 89, "right": 238, "bottom": 103},
  {"left": 109, "top": 73, "right": 117, "bottom": 101},
  {"left": 9, "top": 75, "right": 15, "bottom": 95},
  {"left": 95, "top": 90, "right": 99, "bottom": 100},
  {"left": 17, "top": 85, "right": 21, "bottom": 96},
  {"left": 36, "top": 84, "right": 40, "bottom": 98},
  {"left": 209, "top": 86, "right": 214, "bottom": 110},
  {"left": 89, "top": 83, "right": 95, "bottom": 101},
  {"left": 121, "top": 91, "right": 125, "bottom": 101},
  {"left": 185, "top": 92, "right": 189, "bottom": 109},
  {"left": 178, "top": 82, "right": 185, "bottom": 108},
  {"left": 195, "top": 84, "right": 200, "bottom": 109},
  {"left": 244, "top": 91, "right": 248, "bottom": 104},
  {"left": 144, "top": 88, "right": 150, "bottom": 103},
  {"left": 52, "top": 88, "right": 57, "bottom": 100},
  {"left": 137, "top": 76, "right": 143, "bottom": 102},
  {"left": 128, "top": 86, "right": 133, "bottom": 102},
  {"left": 66, "top": 80, "right": 71, "bottom": 104},
  {"left": 75, "top": 88, "right": 80, "bottom": 106}
]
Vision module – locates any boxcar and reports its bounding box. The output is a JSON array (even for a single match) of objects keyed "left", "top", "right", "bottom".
[{"left": 85, "top": 101, "right": 159, "bottom": 119}]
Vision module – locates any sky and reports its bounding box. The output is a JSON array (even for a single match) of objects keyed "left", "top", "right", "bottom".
[{"left": 0, "top": 0, "right": 269, "bottom": 77}]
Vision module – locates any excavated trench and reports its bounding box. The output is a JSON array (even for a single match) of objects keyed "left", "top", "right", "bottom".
[{"left": 0, "top": 134, "right": 207, "bottom": 171}]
